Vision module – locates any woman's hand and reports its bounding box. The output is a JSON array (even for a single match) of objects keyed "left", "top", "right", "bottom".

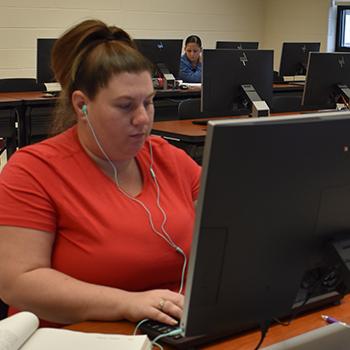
[{"left": 122, "top": 289, "right": 184, "bottom": 325}]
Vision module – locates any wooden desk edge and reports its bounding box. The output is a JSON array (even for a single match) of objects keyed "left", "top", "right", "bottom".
[{"left": 64, "top": 295, "right": 350, "bottom": 349}]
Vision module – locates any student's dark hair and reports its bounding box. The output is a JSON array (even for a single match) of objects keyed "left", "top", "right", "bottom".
[
  {"left": 185, "top": 35, "right": 202, "bottom": 48},
  {"left": 50, "top": 19, "right": 152, "bottom": 135}
]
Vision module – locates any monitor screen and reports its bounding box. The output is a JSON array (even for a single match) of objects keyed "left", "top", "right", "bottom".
[
  {"left": 36, "top": 38, "right": 56, "bottom": 84},
  {"left": 181, "top": 111, "right": 350, "bottom": 339},
  {"left": 302, "top": 52, "right": 350, "bottom": 110},
  {"left": 134, "top": 39, "right": 183, "bottom": 79},
  {"left": 201, "top": 49, "right": 273, "bottom": 116},
  {"left": 216, "top": 41, "right": 259, "bottom": 50},
  {"left": 279, "top": 42, "right": 320, "bottom": 77}
]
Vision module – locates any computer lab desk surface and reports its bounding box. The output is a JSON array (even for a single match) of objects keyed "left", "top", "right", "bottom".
[
  {"left": 152, "top": 114, "right": 248, "bottom": 145},
  {"left": 151, "top": 109, "right": 323, "bottom": 145},
  {"left": 64, "top": 294, "right": 350, "bottom": 349}
]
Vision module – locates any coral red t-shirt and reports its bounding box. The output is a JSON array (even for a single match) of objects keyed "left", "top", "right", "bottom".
[{"left": 0, "top": 127, "right": 201, "bottom": 324}]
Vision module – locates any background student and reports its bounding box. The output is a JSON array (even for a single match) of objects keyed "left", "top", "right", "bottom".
[{"left": 179, "top": 35, "right": 202, "bottom": 83}]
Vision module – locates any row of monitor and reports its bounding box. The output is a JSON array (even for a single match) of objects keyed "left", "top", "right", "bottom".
[
  {"left": 37, "top": 38, "right": 350, "bottom": 115},
  {"left": 36, "top": 39, "right": 319, "bottom": 85},
  {"left": 202, "top": 49, "right": 350, "bottom": 115}
]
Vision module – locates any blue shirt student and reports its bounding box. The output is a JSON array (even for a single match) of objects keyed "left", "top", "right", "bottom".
[
  {"left": 179, "top": 35, "right": 202, "bottom": 83},
  {"left": 179, "top": 54, "right": 202, "bottom": 83}
]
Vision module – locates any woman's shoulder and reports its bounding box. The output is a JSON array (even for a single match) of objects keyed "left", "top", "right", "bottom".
[{"left": 5, "top": 127, "right": 81, "bottom": 168}]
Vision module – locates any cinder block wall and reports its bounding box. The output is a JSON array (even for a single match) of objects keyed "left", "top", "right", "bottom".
[{"left": 0, "top": 0, "right": 331, "bottom": 78}]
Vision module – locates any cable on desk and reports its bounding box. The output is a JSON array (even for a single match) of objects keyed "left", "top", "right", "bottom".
[{"left": 254, "top": 320, "right": 271, "bottom": 350}]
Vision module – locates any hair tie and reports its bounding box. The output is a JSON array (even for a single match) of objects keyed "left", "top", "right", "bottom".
[{"left": 105, "top": 34, "right": 116, "bottom": 42}]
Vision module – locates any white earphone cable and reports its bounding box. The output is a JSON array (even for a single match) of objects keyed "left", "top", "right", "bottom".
[{"left": 83, "top": 108, "right": 187, "bottom": 293}]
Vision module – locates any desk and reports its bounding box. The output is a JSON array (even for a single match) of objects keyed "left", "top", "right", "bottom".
[
  {"left": 0, "top": 91, "right": 57, "bottom": 147},
  {"left": 64, "top": 294, "right": 350, "bottom": 349},
  {"left": 0, "top": 83, "right": 305, "bottom": 150},
  {"left": 0, "top": 89, "right": 202, "bottom": 148},
  {"left": 152, "top": 109, "right": 325, "bottom": 162},
  {"left": 272, "top": 82, "right": 304, "bottom": 93},
  {"left": 152, "top": 115, "right": 247, "bottom": 163}
]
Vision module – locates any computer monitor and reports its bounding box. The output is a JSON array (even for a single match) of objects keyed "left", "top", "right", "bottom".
[
  {"left": 216, "top": 41, "right": 259, "bottom": 50},
  {"left": 181, "top": 111, "right": 350, "bottom": 339},
  {"left": 134, "top": 39, "right": 183, "bottom": 79},
  {"left": 36, "top": 38, "right": 56, "bottom": 84},
  {"left": 302, "top": 52, "right": 350, "bottom": 110},
  {"left": 279, "top": 42, "right": 320, "bottom": 77},
  {"left": 201, "top": 49, "right": 273, "bottom": 116}
]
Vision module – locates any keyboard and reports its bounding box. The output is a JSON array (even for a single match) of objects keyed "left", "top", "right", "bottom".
[{"left": 139, "top": 320, "right": 223, "bottom": 349}]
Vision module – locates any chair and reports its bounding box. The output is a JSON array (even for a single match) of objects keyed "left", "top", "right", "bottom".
[
  {"left": 271, "top": 95, "right": 303, "bottom": 113},
  {"left": 0, "top": 299, "right": 8, "bottom": 320},
  {"left": 0, "top": 78, "right": 45, "bottom": 93},
  {"left": 177, "top": 98, "right": 202, "bottom": 119},
  {"left": 176, "top": 98, "right": 204, "bottom": 163},
  {"left": 0, "top": 107, "right": 18, "bottom": 159},
  {"left": 24, "top": 105, "right": 55, "bottom": 146}
]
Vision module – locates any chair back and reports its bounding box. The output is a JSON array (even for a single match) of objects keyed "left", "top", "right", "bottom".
[
  {"left": 271, "top": 95, "right": 303, "bottom": 113},
  {"left": 177, "top": 98, "right": 202, "bottom": 119},
  {"left": 0, "top": 299, "right": 8, "bottom": 320}
]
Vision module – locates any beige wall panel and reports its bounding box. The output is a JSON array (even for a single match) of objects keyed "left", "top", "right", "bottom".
[
  {"left": 0, "top": 0, "right": 334, "bottom": 78},
  {"left": 263, "top": 0, "right": 331, "bottom": 70}
]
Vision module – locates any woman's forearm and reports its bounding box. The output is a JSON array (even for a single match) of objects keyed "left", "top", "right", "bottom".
[{"left": 3, "top": 267, "right": 130, "bottom": 324}]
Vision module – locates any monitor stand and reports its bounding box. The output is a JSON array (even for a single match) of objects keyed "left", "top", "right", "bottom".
[{"left": 241, "top": 84, "right": 270, "bottom": 117}]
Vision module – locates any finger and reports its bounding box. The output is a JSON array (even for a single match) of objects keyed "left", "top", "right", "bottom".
[
  {"left": 151, "top": 307, "right": 179, "bottom": 326},
  {"left": 161, "top": 292, "right": 184, "bottom": 309},
  {"left": 162, "top": 300, "right": 183, "bottom": 320}
]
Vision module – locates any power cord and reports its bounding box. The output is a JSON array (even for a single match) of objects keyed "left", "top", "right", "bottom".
[
  {"left": 254, "top": 320, "right": 271, "bottom": 350},
  {"left": 152, "top": 328, "right": 183, "bottom": 349},
  {"left": 274, "top": 266, "right": 343, "bottom": 327}
]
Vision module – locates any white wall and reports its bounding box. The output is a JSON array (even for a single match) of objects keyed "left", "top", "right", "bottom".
[
  {"left": 0, "top": 0, "right": 336, "bottom": 79},
  {"left": 263, "top": 0, "right": 331, "bottom": 70},
  {"left": 0, "top": 0, "right": 264, "bottom": 78}
]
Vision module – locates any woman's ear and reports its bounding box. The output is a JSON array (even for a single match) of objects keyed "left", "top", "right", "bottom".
[{"left": 72, "top": 90, "right": 88, "bottom": 122}]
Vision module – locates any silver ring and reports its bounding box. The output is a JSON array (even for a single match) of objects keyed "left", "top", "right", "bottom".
[{"left": 159, "top": 298, "right": 165, "bottom": 311}]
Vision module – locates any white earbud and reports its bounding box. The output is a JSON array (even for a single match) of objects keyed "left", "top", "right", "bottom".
[{"left": 82, "top": 104, "right": 88, "bottom": 117}]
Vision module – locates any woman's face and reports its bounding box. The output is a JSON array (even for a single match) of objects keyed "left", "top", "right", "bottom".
[
  {"left": 185, "top": 42, "right": 201, "bottom": 64},
  {"left": 80, "top": 71, "right": 155, "bottom": 162}
]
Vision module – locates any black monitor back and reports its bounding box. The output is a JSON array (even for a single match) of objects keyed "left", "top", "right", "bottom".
[
  {"left": 216, "top": 41, "right": 259, "bottom": 50},
  {"left": 182, "top": 111, "right": 350, "bottom": 338},
  {"left": 302, "top": 52, "right": 350, "bottom": 110},
  {"left": 279, "top": 42, "right": 320, "bottom": 77},
  {"left": 134, "top": 39, "right": 183, "bottom": 79},
  {"left": 36, "top": 38, "right": 56, "bottom": 84},
  {"left": 201, "top": 49, "right": 273, "bottom": 116}
]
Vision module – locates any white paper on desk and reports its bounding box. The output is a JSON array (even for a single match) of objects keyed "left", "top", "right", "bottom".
[
  {"left": 186, "top": 83, "right": 202, "bottom": 88},
  {"left": 21, "top": 328, "right": 151, "bottom": 350},
  {"left": 0, "top": 311, "right": 151, "bottom": 350},
  {"left": 0, "top": 312, "right": 39, "bottom": 350}
]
